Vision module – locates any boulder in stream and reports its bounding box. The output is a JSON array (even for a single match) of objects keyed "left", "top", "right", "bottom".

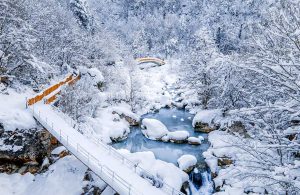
[
  {"left": 141, "top": 118, "right": 169, "bottom": 140},
  {"left": 167, "top": 131, "right": 189, "bottom": 143},
  {"left": 177, "top": 154, "right": 197, "bottom": 173},
  {"left": 192, "top": 109, "right": 222, "bottom": 133}
]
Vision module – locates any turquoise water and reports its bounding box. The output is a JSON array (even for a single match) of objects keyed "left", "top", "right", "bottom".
[
  {"left": 112, "top": 108, "right": 214, "bottom": 193},
  {"left": 112, "top": 108, "right": 209, "bottom": 164}
]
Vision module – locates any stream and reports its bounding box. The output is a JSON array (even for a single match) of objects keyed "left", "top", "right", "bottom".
[{"left": 112, "top": 107, "right": 214, "bottom": 194}]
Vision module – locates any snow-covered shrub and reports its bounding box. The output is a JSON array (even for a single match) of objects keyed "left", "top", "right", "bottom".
[{"left": 57, "top": 76, "right": 100, "bottom": 122}]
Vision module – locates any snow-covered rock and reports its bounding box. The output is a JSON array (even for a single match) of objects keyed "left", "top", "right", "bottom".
[
  {"left": 118, "top": 149, "right": 189, "bottom": 191},
  {"left": 159, "top": 91, "right": 172, "bottom": 107},
  {"left": 187, "top": 137, "right": 202, "bottom": 145},
  {"left": 88, "top": 108, "right": 130, "bottom": 143},
  {"left": 192, "top": 109, "right": 222, "bottom": 132},
  {"left": 0, "top": 156, "right": 89, "bottom": 195},
  {"left": 110, "top": 105, "right": 140, "bottom": 126},
  {"left": 167, "top": 131, "right": 189, "bottom": 143},
  {"left": 79, "top": 67, "right": 105, "bottom": 89},
  {"left": 41, "top": 157, "right": 50, "bottom": 170},
  {"left": 51, "top": 146, "right": 67, "bottom": 156},
  {"left": 0, "top": 89, "right": 36, "bottom": 131},
  {"left": 198, "top": 135, "right": 205, "bottom": 141},
  {"left": 177, "top": 155, "right": 197, "bottom": 172},
  {"left": 141, "top": 118, "right": 169, "bottom": 140}
]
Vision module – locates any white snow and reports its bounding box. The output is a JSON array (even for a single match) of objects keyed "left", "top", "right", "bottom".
[
  {"left": 192, "top": 109, "right": 222, "bottom": 127},
  {"left": 80, "top": 67, "right": 104, "bottom": 86},
  {"left": 187, "top": 137, "right": 202, "bottom": 144},
  {"left": 167, "top": 131, "right": 189, "bottom": 141},
  {"left": 202, "top": 150, "right": 218, "bottom": 173},
  {"left": 30, "top": 103, "right": 171, "bottom": 195},
  {"left": 51, "top": 146, "right": 67, "bottom": 155},
  {"left": 0, "top": 88, "right": 36, "bottom": 131},
  {"left": 101, "top": 186, "right": 116, "bottom": 195},
  {"left": 0, "top": 156, "right": 88, "bottom": 195},
  {"left": 177, "top": 155, "right": 197, "bottom": 171},
  {"left": 141, "top": 118, "right": 169, "bottom": 140},
  {"left": 109, "top": 104, "right": 140, "bottom": 121},
  {"left": 88, "top": 107, "right": 130, "bottom": 143},
  {"left": 118, "top": 149, "right": 189, "bottom": 191},
  {"left": 283, "top": 126, "right": 300, "bottom": 135}
]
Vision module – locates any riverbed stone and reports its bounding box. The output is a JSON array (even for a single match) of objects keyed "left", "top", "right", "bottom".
[
  {"left": 0, "top": 128, "right": 57, "bottom": 174},
  {"left": 218, "top": 157, "right": 233, "bottom": 167},
  {"left": 194, "top": 123, "right": 215, "bottom": 133},
  {"left": 187, "top": 137, "right": 201, "bottom": 145},
  {"left": 228, "top": 121, "right": 248, "bottom": 136},
  {"left": 112, "top": 111, "right": 140, "bottom": 126}
]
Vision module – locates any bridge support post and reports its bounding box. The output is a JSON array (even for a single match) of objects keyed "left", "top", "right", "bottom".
[
  {"left": 129, "top": 185, "right": 132, "bottom": 195},
  {"left": 60, "top": 129, "right": 62, "bottom": 141}
]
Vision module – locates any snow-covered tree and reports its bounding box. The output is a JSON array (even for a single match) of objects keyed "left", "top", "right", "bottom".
[{"left": 58, "top": 75, "right": 100, "bottom": 122}]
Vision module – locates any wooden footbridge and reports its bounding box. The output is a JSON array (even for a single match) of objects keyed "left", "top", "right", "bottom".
[{"left": 136, "top": 57, "right": 165, "bottom": 66}]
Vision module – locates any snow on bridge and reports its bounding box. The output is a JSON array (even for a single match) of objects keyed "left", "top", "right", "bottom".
[
  {"left": 27, "top": 73, "right": 184, "bottom": 195},
  {"left": 136, "top": 57, "right": 165, "bottom": 66}
]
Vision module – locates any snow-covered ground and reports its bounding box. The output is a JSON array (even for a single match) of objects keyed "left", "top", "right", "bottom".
[
  {"left": 192, "top": 109, "right": 222, "bottom": 128},
  {"left": 0, "top": 60, "right": 210, "bottom": 195},
  {"left": 203, "top": 130, "right": 300, "bottom": 194},
  {"left": 119, "top": 149, "right": 189, "bottom": 190},
  {"left": 0, "top": 156, "right": 88, "bottom": 195},
  {"left": 0, "top": 88, "right": 36, "bottom": 131}
]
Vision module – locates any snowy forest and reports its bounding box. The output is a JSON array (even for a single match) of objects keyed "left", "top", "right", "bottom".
[{"left": 0, "top": 0, "right": 300, "bottom": 195}]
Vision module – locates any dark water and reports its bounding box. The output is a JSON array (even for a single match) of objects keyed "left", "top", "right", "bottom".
[{"left": 112, "top": 108, "right": 213, "bottom": 194}]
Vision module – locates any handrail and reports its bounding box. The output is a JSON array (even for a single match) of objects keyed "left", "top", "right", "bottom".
[
  {"left": 136, "top": 57, "right": 165, "bottom": 65},
  {"left": 46, "top": 105, "right": 184, "bottom": 195},
  {"left": 27, "top": 72, "right": 184, "bottom": 195},
  {"left": 32, "top": 108, "right": 141, "bottom": 195},
  {"left": 27, "top": 73, "right": 80, "bottom": 106}
]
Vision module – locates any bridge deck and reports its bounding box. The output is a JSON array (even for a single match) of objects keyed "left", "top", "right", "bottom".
[{"left": 30, "top": 103, "right": 167, "bottom": 195}]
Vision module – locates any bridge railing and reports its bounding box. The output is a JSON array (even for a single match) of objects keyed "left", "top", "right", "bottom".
[
  {"left": 90, "top": 137, "right": 184, "bottom": 195},
  {"left": 27, "top": 73, "right": 80, "bottom": 106},
  {"left": 45, "top": 105, "right": 184, "bottom": 195},
  {"left": 32, "top": 108, "right": 141, "bottom": 195},
  {"left": 136, "top": 57, "right": 165, "bottom": 65}
]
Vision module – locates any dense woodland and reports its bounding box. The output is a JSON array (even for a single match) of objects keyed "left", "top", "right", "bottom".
[{"left": 1, "top": 0, "right": 300, "bottom": 194}]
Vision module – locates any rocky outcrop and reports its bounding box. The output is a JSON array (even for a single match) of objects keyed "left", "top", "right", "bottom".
[
  {"left": 0, "top": 127, "right": 59, "bottom": 174},
  {"left": 228, "top": 121, "right": 248, "bottom": 137},
  {"left": 110, "top": 130, "right": 129, "bottom": 142},
  {"left": 194, "top": 122, "right": 216, "bottom": 133},
  {"left": 82, "top": 170, "right": 107, "bottom": 195},
  {"left": 187, "top": 136, "right": 204, "bottom": 145},
  {"left": 177, "top": 155, "right": 197, "bottom": 173},
  {"left": 218, "top": 157, "right": 233, "bottom": 167},
  {"left": 112, "top": 111, "right": 140, "bottom": 126}
]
